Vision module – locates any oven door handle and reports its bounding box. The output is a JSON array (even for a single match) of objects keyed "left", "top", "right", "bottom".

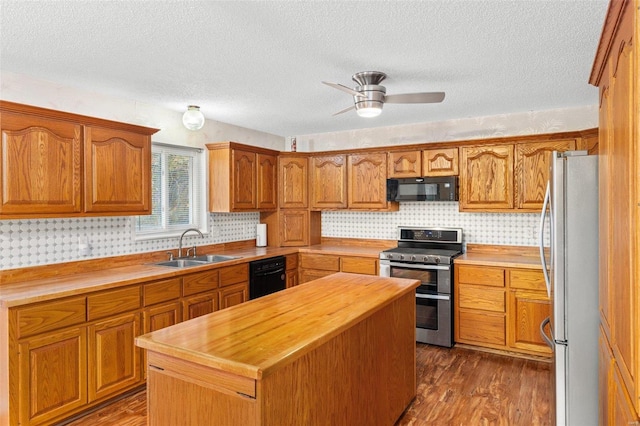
[
  {"left": 382, "top": 261, "right": 450, "bottom": 270},
  {"left": 415, "top": 293, "right": 450, "bottom": 301}
]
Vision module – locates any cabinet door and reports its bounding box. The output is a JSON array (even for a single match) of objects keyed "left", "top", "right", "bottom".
[
  {"left": 87, "top": 312, "right": 142, "bottom": 402},
  {"left": 219, "top": 282, "right": 248, "bottom": 310},
  {"left": 0, "top": 111, "right": 82, "bottom": 216},
  {"left": 257, "top": 153, "right": 277, "bottom": 210},
  {"left": 231, "top": 149, "right": 257, "bottom": 210},
  {"left": 507, "top": 289, "right": 551, "bottom": 355},
  {"left": 280, "top": 209, "right": 309, "bottom": 246},
  {"left": 144, "top": 301, "right": 181, "bottom": 333},
  {"left": 183, "top": 292, "right": 218, "bottom": 321},
  {"left": 310, "top": 155, "right": 347, "bottom": 209},
  {"left": 84, "top": 126, "right": 150, "bottom": 214},
  {"left": 286, "top": 270, "right": 298, "bottom": 288},
  {"left": 347, "top": 152, "right": 388, "bottom": 209},
  {"left": 279, "top": 156, "right": 308, "bottom": 208},
  {"left": 514, "top": 139, "right": 576, "bottom": 210},
  {"left": 18, "top": 327, "right": 87, "bottom": 425},
  {"left": 460, "top": 145, "right": 514, "bottom": 210},
  {"left": 388, "top": 150, "right": 421, "bottom": 178},
  {"left": 423, "top": 147, "right": 459, "bottom": 176}
]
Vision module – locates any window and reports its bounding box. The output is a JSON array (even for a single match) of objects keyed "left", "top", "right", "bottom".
[{"left": 135, "top": 143, "right": 207, "bottom": 239}]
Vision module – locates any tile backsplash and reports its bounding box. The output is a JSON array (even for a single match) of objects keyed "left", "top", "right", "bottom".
[{"left": 2, "top": 203, "right": 547, "bottom": 270}]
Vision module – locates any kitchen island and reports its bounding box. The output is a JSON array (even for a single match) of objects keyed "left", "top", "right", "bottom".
[{"left": 136, "top": 272, "right": 420, "bottom": 425}]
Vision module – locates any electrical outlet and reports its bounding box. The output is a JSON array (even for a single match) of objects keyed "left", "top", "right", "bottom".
[
  {"left": 211, "top": 226, "right": 220, "bottom": 237},
  {"left": 78, "top": 236, "right": 91, "bottom": 256}
]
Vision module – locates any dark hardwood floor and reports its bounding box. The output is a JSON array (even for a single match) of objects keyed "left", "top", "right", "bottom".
[{"left": 66, "top": 344, "right": 551, "bottom": 425}]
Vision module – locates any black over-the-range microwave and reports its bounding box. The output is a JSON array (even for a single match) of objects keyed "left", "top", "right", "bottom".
[{"left": 386, "top": 176, "right": 459, "bottom": 202}]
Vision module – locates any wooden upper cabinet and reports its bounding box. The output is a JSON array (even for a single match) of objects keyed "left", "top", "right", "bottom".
[
  {"left": 279, "top": 156, "right": 308, "bottom": 208},
  {"left": 0, "top": 111, "right": 82, "bottom": 216},
  {"left": 514, "top": 139, "right": 576, "bottom": 210},
  {"left": 0, "top": 101, "right": 158, "bottom": 218},
  {"left": 348, "top": 153, "right": 390, "bottom": 209},
  {"left": 460, "top": 145, "right": 514, "bottom": 211},
  {"left": 232, "top": 149, "right": 257, "bottom": 210},
  {"left": 257, "top": 153, "right": 277, "bottom": 209},
  {"left": 84, "top": 126, "right": 151, "bottom": 214},
  {"left": 207, "top": 142, "right": 278, "bottom": 212},
  {"left": 388, "top": 150, "right": 421, "bottom": 178},
  {"left": 423, "top": 147, "right": 459, "bottom": 176},
  {"left": 310, "top": 154, "right": 347, "bottom": 209}
]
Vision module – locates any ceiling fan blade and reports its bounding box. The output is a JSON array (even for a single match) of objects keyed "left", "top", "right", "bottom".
[
  {"left": 332, "top": 105, "right": 356, "bottom": 116},
  {"left": 322, "top": 81, "right": 367, "bottom": 98},
  {"left": 384, "top": 92, "right": 445, "bottom": 104}
]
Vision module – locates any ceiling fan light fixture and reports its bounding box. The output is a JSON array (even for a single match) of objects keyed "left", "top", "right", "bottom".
[
  {"left": 182, "top": 105, "right": 205, "bottom": 131},
  {"left": 355, "top": 101, "right": 383, "bottom": 118}
]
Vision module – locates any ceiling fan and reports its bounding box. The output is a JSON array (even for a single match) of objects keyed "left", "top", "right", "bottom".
[{"left": 322, "top": 71, "right": 445, "bottom": 118}]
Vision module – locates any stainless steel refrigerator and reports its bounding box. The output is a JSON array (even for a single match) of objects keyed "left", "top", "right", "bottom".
[{"left": 539, "top": 151, "right": 599, "bottom": 426}]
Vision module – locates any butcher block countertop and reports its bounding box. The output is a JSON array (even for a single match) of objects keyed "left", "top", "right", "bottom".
[
  {"left": 455, "top": 244, "right": 545, "bottom": 269},
  {"left": 136, "top": 273, "right": 420, "bottom": 380}
]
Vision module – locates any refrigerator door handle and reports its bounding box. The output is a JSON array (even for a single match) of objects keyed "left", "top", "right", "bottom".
[
  {"left": 540, "top": 316, "right": 554, "bottom": 349},
  {"left": 539, "top": 181, "right": 551, "bottom": 297}
]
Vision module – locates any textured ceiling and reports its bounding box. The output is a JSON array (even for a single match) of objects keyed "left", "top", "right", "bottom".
[{"left": 1, "top": 0, "right": 608, "bottom": 137}]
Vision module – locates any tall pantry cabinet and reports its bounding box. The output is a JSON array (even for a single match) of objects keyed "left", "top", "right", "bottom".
[{"left": 590, "top": 0, "right": 639, "bottom": 423}]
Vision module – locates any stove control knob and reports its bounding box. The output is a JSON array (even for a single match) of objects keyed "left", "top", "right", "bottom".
[
  {"left": 399, "top": 254, "right": 405, "bottom": 260},
  {"left": 411, "top": 255, "right": 417, "bottom": 261},
  {"left": 386, "top": 253, "right": 393, "bottom": 260},
  {"left": 434, "top": 257, "right": 441, "bottom": 264},
  {"left": 422, "top": 256, "right": 429, "bottom": 262}
]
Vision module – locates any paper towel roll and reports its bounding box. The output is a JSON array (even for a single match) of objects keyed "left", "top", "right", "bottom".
[{"left": 256, "top": 223, "right": 267, "bottom": 247}]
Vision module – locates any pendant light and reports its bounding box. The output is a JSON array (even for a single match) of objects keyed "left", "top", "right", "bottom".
[{"left": 182, "top": 105, "right": 205, "bottom": 131}]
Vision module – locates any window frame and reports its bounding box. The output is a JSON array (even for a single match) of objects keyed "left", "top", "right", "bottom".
[{"left": 133, "top": 142, "right": 208, "bottom": 241}]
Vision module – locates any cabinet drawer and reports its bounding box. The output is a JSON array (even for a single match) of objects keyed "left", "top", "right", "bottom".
[
  {"left": 183, "top": 270, "right": 219, "bottom": 296},
  {"left": 458, "top": 285, "right": 505, "bottom": 312},
  {"left": 220, "top": 263, "right": 248, "bottom": 287},
  {"left": 458, "top": 310, "right": 505, "bottom": 346},
  {"left": 299, "top": 269, "right": 336, "bottom": 284},
  {"left": 300, "top": 254, "right": 340, "bottom": 271},
  {"left": 509, "top": 269, "right": 546, "bottom": 291},
  {"left": 87, "top": 286, "right": 141, "bottom": 321},
  {"left": 15, "top": 297, "right": 86, "bottom": 339},
  {"left": 285, "top": 253, "right": 299, "bottom": 271},
  {"left": 457, "top": 265, "right": 505, "bottom": 287},
  {"left": 341, "top": 256, "right": 378, "bottom": 275},
  {"left": 144, "top": 278, "right": 182, "bottom": 306}
]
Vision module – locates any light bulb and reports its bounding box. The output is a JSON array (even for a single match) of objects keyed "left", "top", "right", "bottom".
[
  {"left": 182, "top": 105, "right": 205, "bottom": 130},
  {"left": 356, "top": 106, "right": 382, "bottom": 118}
]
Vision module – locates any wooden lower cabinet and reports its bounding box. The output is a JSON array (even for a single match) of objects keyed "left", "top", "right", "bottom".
[
  {"left": 286, "top": 253, "right": 299, "bottom": 288},
  {"left": 87, "top": 312, "right": 142, "bottom": 402},
  {"left": 17, "top": 327, "right": 87, "bottom": 425},
  {"left": 455, "top": 263, "right": 551, "bottom": 357},
  {"left": 219, "top": 282, "right": 248, "bottom": 309},
  {"left": 182, "top": 291, "right": 218, "bottom": 320}
]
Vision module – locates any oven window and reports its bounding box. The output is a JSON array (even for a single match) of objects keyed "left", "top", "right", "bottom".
[
  {"left": 390, "top": 267, "right": 437, "bottom": 291},
  {"left": 416, "top": 297, "right": 439, "bottom": 330}
]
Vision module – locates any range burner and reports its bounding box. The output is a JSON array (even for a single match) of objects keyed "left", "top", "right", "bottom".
[{"left": 380, "top": 226, "right": 463, "bottom": 265}]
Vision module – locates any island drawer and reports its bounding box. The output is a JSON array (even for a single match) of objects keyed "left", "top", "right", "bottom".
[
  {"left": 300, "top": 253, "right": 340, "bottom": 271},
  {"left": 509, "top": 269, "right": 546, "bottom": 291},
  {"left": 220, "top": 264, "right": 248, "bottom": 287},
  {"left": 183, "top": 271, "right": 219, "bottom": 296},
  {"left": 457, "top": 265, "right": 505, "bottom": 287},
  {"left": 144, "top": 278, "right": 182, "bottom": 306},
  {"left": 147, "top": 351, "right": 256, "bottom": 398},
  {"left": 14, "top": 296, "right": 86, "bottom": 338},
  {"left": 87, "top": 285, "right": 141, "bottom": 321}
]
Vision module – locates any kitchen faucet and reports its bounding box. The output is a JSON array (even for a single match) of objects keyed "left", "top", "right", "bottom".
[{"left": 178, "top": 228, "right": 204, "bottom": 258}]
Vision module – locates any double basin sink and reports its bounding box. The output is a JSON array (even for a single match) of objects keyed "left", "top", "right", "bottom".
[{"left": 154, "top": 254, "right": 240, "bottom": 268}]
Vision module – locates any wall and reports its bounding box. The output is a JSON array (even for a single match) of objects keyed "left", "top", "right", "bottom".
[{"left": 0, "top": 72, "right": 597, "bottom": 269}]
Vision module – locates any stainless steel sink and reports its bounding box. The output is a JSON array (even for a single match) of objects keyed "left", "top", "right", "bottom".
[
  {"left": 153, "top": 254, "right": 239, "bottom": 268},
  {"left": 190, "top": 254, "right": 239, "bottom": 263},
  {"left": 154, "top": 259, "right": 209, "bottom": 268}
]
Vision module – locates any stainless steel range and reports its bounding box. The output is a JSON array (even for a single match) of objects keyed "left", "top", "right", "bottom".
[{"left": 379, "top": 226, "right": 463, "bottom": 347}]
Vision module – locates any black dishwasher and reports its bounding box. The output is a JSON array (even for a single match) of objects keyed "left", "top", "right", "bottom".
[{"left": 249, "top": 256, "right": 286, "bottom": 300}]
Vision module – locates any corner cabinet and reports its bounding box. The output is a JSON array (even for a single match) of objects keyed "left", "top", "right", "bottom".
[
  {"left": 206, "top": 142, "right": 278, "bottom": 212},
  {"left": 0, "top": 101, "right": 158, "bottom": 218}
]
